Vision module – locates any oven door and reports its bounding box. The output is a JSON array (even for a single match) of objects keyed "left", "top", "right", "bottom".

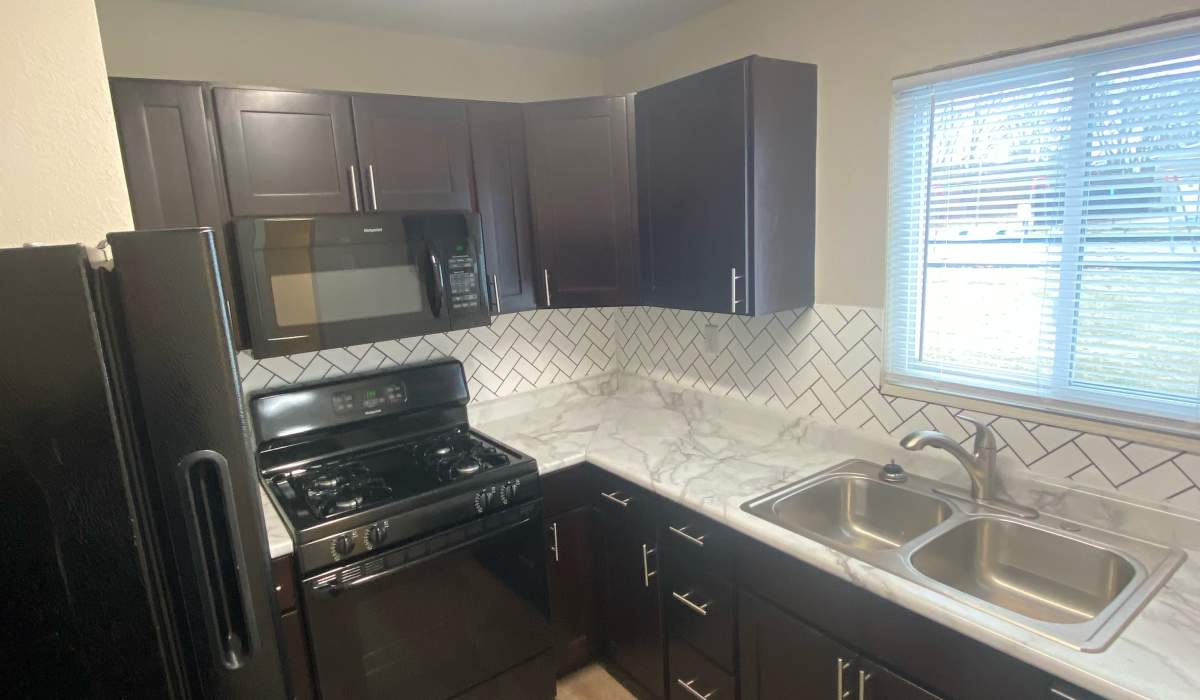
[
  {"left": 236, "top": 214, "right": 450, "bottom": 358},
  {"left": 302, "top": 504, "right": 552, "bottom": 700}
]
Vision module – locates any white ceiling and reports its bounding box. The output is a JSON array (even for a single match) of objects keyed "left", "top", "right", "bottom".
[{"left": 169, "top": 0, "right": 729, "bottom": 55}]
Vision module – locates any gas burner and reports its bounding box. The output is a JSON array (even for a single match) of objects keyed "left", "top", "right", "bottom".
[
  {"left": 296, "top": 464, "right": 392, "bottom": 520},
  {"left": 418, "top": 430, "right": 512, "bottom": 482}
]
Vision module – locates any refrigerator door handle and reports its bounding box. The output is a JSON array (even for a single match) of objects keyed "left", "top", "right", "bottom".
[{"left": 179, "top": 449, "right": 257, "bottom": 670}]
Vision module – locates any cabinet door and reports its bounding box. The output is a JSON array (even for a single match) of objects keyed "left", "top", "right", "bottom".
[
  {"left": 547, "top": 506, "right": 601, "bottom": 675},
  {"left": 468, "top": 102, "right": 537, "bottom": 313},
  {"left": 351, "top": 94, "right": 472, "bottom": 211},
  {"left": 636, "top": 59, "right": 749, "bottom": 314},
  {"left": 524, "top": 96, "right": 637, "bottom": 308},
  {"left": 111, "top": 79, "right": 226, "bottom": 231},
  {"left": 859, "top": 661, "right": 942, "bottom": 700},
  {"left": 109, "top": 78, "right": 247, "bottom": 348},
  {"left": 214, "top": 88, "right": 358, "bottom": 216},
  {"left": 600, "top": 512, "right": 664, "bottom": 697},
  {"left": 740, "top": 590, "right": 856, "bottom": 700}
]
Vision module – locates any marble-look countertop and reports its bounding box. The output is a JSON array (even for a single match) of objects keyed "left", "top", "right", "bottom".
[
  {"left": 260, "top": 485, "right": 293, "bottom": 560},
  {"left": 255, "top": 371, "right": 1200, "bottom": 699},
  {"left": 470, "top": 373, "right": 1200, "bottom": 700}
]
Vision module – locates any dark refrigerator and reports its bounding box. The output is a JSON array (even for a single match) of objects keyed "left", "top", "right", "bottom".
[{"left": 0, "top": 229, "right": 287, "bottom": 698}]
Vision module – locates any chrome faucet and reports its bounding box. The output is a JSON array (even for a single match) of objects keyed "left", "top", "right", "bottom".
[{"left": 901, "top": 418, "right": 1037, "bottom": 518}]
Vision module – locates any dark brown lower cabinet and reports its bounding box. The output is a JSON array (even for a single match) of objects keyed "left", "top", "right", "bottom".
[
  {"left": 858, "top": 660, "right": 942, "bottom": 700},
  {"left": 547, "top": 505, "right": 601, "bottom": 675},
  {"left": 739, "top": 589, "right": 857, "bottom": 700},
  {"left": 280, "top": 611, "right": 315, "bottom": 700},
  {"left": 600, "top": 508, "right": 665, "bottom": 697}
]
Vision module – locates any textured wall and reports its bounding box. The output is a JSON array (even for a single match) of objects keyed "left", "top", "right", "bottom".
[
  {"left": 0, "top": 1, "right": 131, "bottom": 246},
  {"left": 238, "top": 305, "right": 1200, "bottom": 514},
  {"left": 95, "top": 0, "right": 605, "bottom": 102},
  {"left": 599, "top": 0, "right": 1200, "bottom": 308}
]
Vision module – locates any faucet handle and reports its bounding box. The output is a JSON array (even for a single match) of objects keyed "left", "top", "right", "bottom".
[{"left": 960, "top": 416, "right": 996, "bottom": 453}]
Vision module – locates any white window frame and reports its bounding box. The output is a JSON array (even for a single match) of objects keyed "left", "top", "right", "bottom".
[{"left": 883, "top": 16, "right": 1200, "bottom": 452}]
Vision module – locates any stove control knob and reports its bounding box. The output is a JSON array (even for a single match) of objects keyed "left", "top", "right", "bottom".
[
  {"left": 334, "top": 533, "right": 355, "bottom": 557},
  {"left": 366, "top": 523, "right": 388, "bottom": 547}
]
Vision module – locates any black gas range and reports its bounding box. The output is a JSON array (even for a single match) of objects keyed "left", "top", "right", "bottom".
[{"left": 251, "top": 359, "right": 553, "bottom": 700}]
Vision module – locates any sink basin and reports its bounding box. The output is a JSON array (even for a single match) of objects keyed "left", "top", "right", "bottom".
[
  {"left": 910, "top": 518, "right": 1136, "bottom": 624},
  {"left": 767, "top": 475, "right": 951, "bottom": 551},
  {"left": 742, "top": 460, "right": 1186, "bottom": 651}
]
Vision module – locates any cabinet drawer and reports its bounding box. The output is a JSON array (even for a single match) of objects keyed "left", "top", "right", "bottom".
[
  {"left": 665, "top": 558, "right": 735, "bottom": 671},
  {"left": 660, "top": 500, "right": 735, "bottom": 580},
  {"left": 593, "top": 469, "right": 658, "bottom": 529},
  {"left": 669, "top": 639, "right": 735, "bottom": 700},
  {"left": 272, "top": 554, "right": 297, "bottom": 612}
]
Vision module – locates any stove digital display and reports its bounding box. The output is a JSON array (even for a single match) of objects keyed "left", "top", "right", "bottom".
[{"left": 331, "top": 384, "right": 407, "bottom": 415}]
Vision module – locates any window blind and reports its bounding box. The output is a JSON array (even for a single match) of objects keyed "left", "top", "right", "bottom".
[{"left": 886, "top": 27, "right": 1200, "bottom": 437}]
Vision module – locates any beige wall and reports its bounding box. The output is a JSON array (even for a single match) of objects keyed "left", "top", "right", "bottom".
[
  {"left": 0, "top": 1, "right": 131, "bottom": 247},
  {"left": 602, "top": 0, "right": 1199, "bottom": 307},
  {"left": 96, "top": 0, "right": 605, "bottom": 101}
]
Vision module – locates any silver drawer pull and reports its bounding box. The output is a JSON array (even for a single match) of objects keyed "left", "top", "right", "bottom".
[
  {"left": 669, "top": 524, "right": 706, "bottom": 547},
  {"left": 858, "top": 670, "right": 872, "bottom": 700},
  {"left": 672, "top": 591, "right": 710, "bottom": 616},
  {"left": 601, "top": 491, "right": 631, "bottom": 507},
  {"left": 549, "top": 522, "right": 559, "bottom": 562},
  {"left": 676, "top": 678, "right": 715, "bottom": 700}
]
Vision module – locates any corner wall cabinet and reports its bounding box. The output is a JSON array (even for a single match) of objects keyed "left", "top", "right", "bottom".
[{"left": 524, "top": 96, "right": 639, "bottom": 308}]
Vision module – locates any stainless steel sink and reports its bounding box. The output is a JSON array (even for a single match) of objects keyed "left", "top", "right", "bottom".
[
  {"left": 758, "top": 474, "right": 951, "bottom": 552},
  {"left": 910, "top": 518, "right": 1136, "bottom": 624},
  {"left": 743, "top": 460, "right": 1186, "bottom": 651}
]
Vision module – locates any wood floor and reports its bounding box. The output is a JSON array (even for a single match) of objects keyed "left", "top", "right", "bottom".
[{"left": 555, "top": 664, "right": 636, "bottom": 700}]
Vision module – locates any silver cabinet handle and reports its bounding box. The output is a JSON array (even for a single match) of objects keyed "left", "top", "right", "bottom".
[
  {"left": 548, "top": 522, "right": 559, "bottom": 562},
  {"left": 543, "top": 268, "right": 552, "bottom": 307},
  {"left": 491, "top": 274, "right": 500, "bottom": 314},
  {"left": 858, "top": 670, "right": 871, "bottom": 700},
  {"left": 349, "top": 165, "right": 361, "bottom": 211},
  {"left": 676, "top": 678, "right": 715, "bottom": 700},
  {"left": 601, "top": 491, "right": 630, "bottom": 507},
  {"left": 668, "top": 524, "right": 706, "bottom": 547},
  {"left": 836, "top": 658, "right": 851, "bottom": 699},
  {"left": 730, "top": 267, "right": 743, "bottom": 313},
  {"left": 1050, "top": 689, "right": 1080, "bottom": 700},
  {"left": 367, "top": 163, "right": 379, "bottom": 210},
  {"left": 642, "top": 544, "right": 657, "bottom": 588},
  {"left": 671, "top": 591, "right": 709, "bottom": 616}
]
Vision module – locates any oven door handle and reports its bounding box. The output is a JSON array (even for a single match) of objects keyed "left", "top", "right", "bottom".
[{"left": 312, "top": 514, "right": 534, "bottom": 596}]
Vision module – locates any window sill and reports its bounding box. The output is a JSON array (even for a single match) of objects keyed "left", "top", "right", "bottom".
[{"left": 882, "top": 380, "right": 1200, "bottom": 455}]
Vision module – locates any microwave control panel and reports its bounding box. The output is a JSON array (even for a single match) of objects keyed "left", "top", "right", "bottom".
[{"left": 447, "top": 254, "right": 481, "bottom": 311}]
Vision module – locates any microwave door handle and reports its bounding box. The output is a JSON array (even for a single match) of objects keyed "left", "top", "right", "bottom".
[{"left": 428, "top": 250, "right": 445, "bottom": 318}]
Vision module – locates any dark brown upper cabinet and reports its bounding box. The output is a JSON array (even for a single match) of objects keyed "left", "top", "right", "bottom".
[
  {"left": 351, "top": 94, "right": 473, "bottom": 211},
  {"left": 636, "top": 55, "right": 817, "bottom": 315},
  {"left": 109, "top": 78, "right": 247, "bottom": 348},
  {"left": 110, "top": 79, "right": 226, "bottom": 231},
  {"left": 214, "top": 88, "right": 359, "bottom": 216},
  {"left": 524, "top": 96, "right": 638, "bottom": 308},
  {"left": 467, "top": 102, "right": 537, "bottom": 313}
]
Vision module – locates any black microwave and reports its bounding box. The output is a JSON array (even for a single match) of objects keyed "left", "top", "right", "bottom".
[{"left": 234, "top": 212, "right": 490, "bottom": 358}]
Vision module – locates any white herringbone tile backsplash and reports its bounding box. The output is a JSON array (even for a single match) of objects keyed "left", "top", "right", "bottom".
[{"left": 237, "top": 304, "right": 1200, "bottom": 512}]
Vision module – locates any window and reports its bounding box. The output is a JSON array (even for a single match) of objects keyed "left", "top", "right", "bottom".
[{"left": 886, "top": 23, "right": 1200, "bottom": 437}]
